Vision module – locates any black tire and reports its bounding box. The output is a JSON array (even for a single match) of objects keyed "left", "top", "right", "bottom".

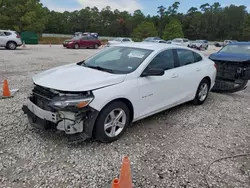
[
  {"left": 94, "top": 101, "right": 130, "bottom": 143},
  {"left": 94, "top": 43, "right": 99, "bottom": 49},
  {"left": 7, "top": 42, "right": 17, "bottom": 50},
  {"left": 74, "top": 43, "right": 79, "bottom": 49},
  {"left": 192, "top": 79, "right": 210, "bottom": 105}
]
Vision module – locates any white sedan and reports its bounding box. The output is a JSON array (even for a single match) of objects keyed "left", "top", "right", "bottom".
[{"left": 22, "top": 43, "right": 217, "bottom": 143}]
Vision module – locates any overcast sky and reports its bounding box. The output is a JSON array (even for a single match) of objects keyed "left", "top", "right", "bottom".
[{"left": 40, "top": 0, "right": 250, "bottom": 14}]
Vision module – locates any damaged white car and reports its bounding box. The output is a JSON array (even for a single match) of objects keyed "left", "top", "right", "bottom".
[{"left": 22, "top": 43, "right": 217, "bottom": 143}]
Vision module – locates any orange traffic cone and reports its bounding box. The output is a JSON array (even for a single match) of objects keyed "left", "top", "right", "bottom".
[
  {"left": 2, "top": 79, "right": 11, "bottom": 98},
  {"left": 119, "top": 156, "right": 133, "bottom": 188},
  {"left": 111, "top": 178, "right": 120, "bottom": 188}
]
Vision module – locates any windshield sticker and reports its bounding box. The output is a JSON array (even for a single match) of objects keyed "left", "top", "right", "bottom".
[
  {"left": 127, "top": 66, "right": 133, "bottom": 69},
  {"left": 128, "top": 52, "right": 145, "bottom": 58}
]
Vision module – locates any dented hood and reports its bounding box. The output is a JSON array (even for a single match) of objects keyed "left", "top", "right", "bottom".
[{"left": 33, "top": 63, "right": 126, "bottom": 92}]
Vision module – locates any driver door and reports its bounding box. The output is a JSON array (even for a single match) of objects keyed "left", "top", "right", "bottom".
[{"left": 137, "top": 49, "right": 180, "bottom": 117}]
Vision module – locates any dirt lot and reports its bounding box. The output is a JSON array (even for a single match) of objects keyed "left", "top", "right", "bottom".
[{"left": 0, "top": 45, "right": 250, "bottom": 188}]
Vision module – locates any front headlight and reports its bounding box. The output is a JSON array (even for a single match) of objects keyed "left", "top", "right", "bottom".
[{"left": 49, "top": 95, "right": 94, "bottom": 111}]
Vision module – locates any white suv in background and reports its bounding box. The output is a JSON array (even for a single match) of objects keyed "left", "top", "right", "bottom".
[
  {"left": 0, "top": 30, "right": 23, "bottom": 50},
  {"left": 171, "top": 38, "right": 190, "bottom": 47}
]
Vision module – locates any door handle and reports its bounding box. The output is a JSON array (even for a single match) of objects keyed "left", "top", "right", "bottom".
[
  {"left": 196, "top": 68, "right": 201, "bottom": 71},
  {"left": 171, "top": 73, "right": 178, "bottom": 78}
]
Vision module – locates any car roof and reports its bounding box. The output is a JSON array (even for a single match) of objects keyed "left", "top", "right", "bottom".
[
  {"left": 114, "top": 42, "right": 189, "bottom": 51},
  {"left": 0, "top": 30, "right": 15, "bottom": 32},
  {"left": 228, "top": 42, "right": 250, "bottom": 45}
]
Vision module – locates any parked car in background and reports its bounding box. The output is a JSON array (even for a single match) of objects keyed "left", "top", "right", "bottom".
[
  {"left": 143, "top": 37, "right": 162, "bottom": 42},
  {"left": 150, "top": 40, "right": 168, "bottom": 43},
  {"left": 209, "top": 42, "right": 250, "bottom": 93},
  {"left": 22, "top": 43, "right": 216, "bottom": 143},
  {"left": 63, "top": 36, "right": 101, "bottom": 49},
  {"left": 214, "top": 40, "right": 237, "bottom": 47},
  {"left": 106, "top": 38, "right": 133, "bottom": 47},
  {"left": 0, "top": 30, "right": 22, "bottom": 50},
  {"left": 74, "top": 32, "right": 98, "bottom": 39},
  {"left": 170, "top": 38, "right": 190, "bottom": 47},
  {"left": 190, "top": 40, "right": 208, "bottom": 50}
]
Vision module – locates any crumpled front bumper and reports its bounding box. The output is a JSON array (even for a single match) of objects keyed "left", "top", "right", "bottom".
[{"left": 22, "top": 99, "right": 99, "bottom": 141}]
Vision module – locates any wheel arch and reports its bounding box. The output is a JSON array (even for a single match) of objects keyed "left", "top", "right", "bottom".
[
  {"left": 90, "top": 97, "right": 134, "bottom": 138},
  {"left": 6, "top": 40, "right": 17, "bottom": 46},
  {"left": 202, "top": 76, "right": 211, "bottom": 89},
  {"left": 98, "top": 97, "right": 134, "bottom": 123}
]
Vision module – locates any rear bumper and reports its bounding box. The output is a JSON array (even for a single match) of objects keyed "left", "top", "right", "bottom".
[{"left": 22, "top": 99, "right": 99, "bottom": 140}]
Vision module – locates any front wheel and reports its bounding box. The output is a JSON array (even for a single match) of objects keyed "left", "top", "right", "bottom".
[
  {"left": 74, "top": 43, "right": 79, "bottom": 49},
  {"left": 94, "top": 101, "right": 130, "bottom": 143},
  {"left": 192, "top": 79, "right": 210, "bottom": 105}
]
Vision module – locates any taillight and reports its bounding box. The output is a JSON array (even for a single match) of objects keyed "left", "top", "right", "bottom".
[
  {"left": 16, "top": 34, "right": 21, "bottom": 38},
  {"left": 214, "top": 63, "right": 217, "bottom": 70}
]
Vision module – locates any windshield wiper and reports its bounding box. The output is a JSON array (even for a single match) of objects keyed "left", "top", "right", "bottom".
[{"left": 86, "top": 65, "right": 113, "bottom": 73}]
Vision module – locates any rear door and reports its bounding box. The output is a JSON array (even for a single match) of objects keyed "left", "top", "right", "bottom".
[
  {"left": 0, "top": 32, "right": 7, "bottom": 46},
  {"left": 87, "top": 36, "right": 96, "bottom": 47},
  {"left": 172, "top": 48, "right": 205, "bottom": 101},
  {"left": 80, "top": 36, "right": 88, "bottom": 48}
]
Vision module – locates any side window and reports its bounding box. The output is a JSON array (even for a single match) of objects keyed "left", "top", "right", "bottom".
[
  {"left": 148, "top": 50, "right": 175, "bottom": 70},
  {"left": 176, "top": 49, "right": 195, "bottom": 66},
  {"left": 4, "top": 32, "right": 12, "bottom": 36},
  {"left": 193, "top": 52, "right": 203, "bottom": 62},
  {"left": 81, "top": 37, "right": 88, "bottom": 40},
  {"left": 88, "top": 36, "right": 95, "bottom": 40},
  {"left": 0, "top": 32, "right": 6, "bottom": 36}
]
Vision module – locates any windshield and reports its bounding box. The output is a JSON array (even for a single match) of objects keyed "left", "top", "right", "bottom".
[
  {"left": 194, "top": 40, "right": 203, "bottom": 43},
  {"left": 114, "top": 38, "right": 122, "bottom": 41},
  {"left": 83, "top": 46, "right": 153, "bottom": 74},
  {"left": 173, "top": 39, "right": 182, "bottom": 42},
  {"left": 71, "top": 36, "right": 80, "bottom": 40},
  {"left": 220, "top": 44, "right": 250, "bottom": 55},
  {"left": 144, "top": 37, "right": 154, "bottom": 41}
]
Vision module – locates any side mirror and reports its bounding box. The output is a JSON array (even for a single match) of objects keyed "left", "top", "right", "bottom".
[{"left": 141, "top": 68, "right": 165, "bottom": 77}]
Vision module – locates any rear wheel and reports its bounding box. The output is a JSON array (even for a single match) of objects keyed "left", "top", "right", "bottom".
[
  {"left": 7, "top": 42, "right": 17, "bottom": 50},
  {"left": 94, "top": 43, "right": 99, "bottom": 49},
  {"left": 94, "top": 101, "right": 130, "bottom": 143},
  {"left": 74, "top": 43, "right": 79, "bottom": 49},
  {"left": 192, "top": 79, "right": 210, "bottom": 105}
]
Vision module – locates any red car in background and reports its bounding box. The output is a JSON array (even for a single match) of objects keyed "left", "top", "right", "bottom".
[{"left": 63, "top": 36, "right": 101, "bottom": 49}]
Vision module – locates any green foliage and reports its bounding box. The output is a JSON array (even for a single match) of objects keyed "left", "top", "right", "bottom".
[
  {"left": 0, "top": 1, "right": 250, "bottom": 41},
  {"left": 132, "top": 22, "right": 158, "bottom": 40},
  {"left": 163, "top": 19, "right": 184, "bottom": 40},
  {"left": 0, "top": 0, "right": 48, "bottom": 33}
]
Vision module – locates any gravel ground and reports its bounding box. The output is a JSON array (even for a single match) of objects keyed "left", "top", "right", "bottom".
[{"left": 0, "top": 45, "right": 250, "bottom": 188}]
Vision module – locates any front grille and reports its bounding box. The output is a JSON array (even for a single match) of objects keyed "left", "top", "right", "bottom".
[{"left": 31, "top": 85, "right": 58, "bottom": 111}]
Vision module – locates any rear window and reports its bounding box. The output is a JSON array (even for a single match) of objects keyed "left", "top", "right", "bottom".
[
  {"left": 220, "top": 44, "right": 250, "bottom": 55},
  {"left": 4, "top": 32, "right": 12, "bottom": 36}
]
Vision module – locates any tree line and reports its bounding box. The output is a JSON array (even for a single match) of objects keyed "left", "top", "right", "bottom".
[{"left": 0, "top": 0, "right": 250, "bottom": 41}]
